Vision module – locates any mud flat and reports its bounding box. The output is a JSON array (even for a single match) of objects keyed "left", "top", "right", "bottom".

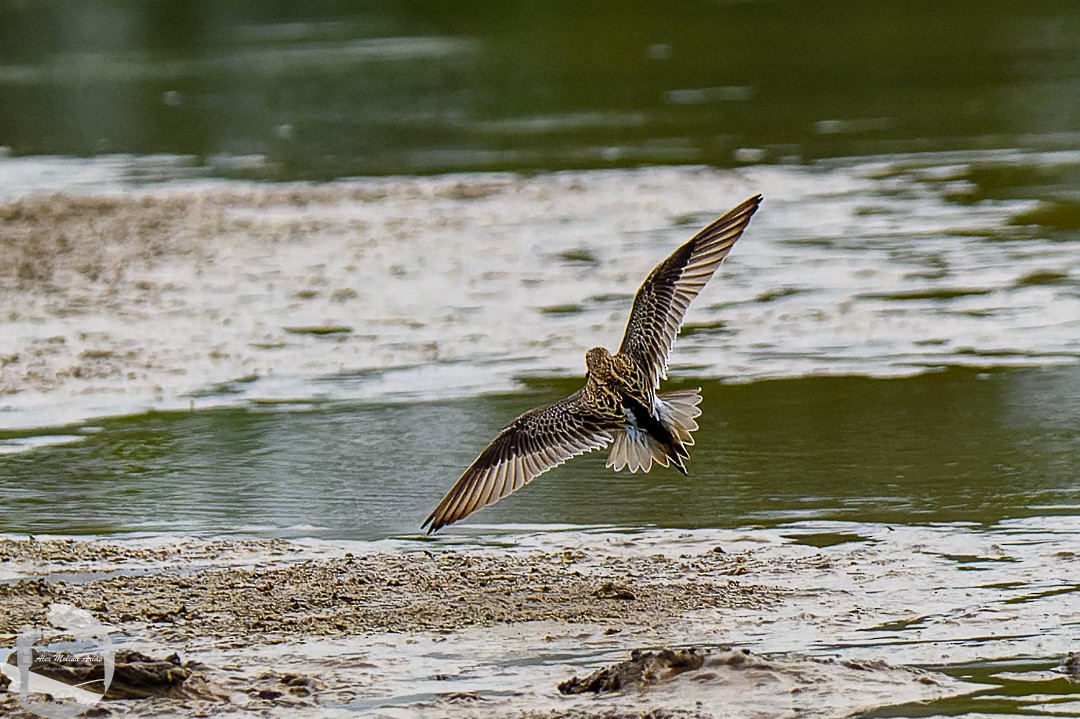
[
  {"left": 3, "top": 158, "right": 1075, "bottom": 433},
  {"left": 1, "top": 524, "right": 1054, "bottom": 718},
  {"left": 0, "top": 171, "right": 764, "bottom": 429}
]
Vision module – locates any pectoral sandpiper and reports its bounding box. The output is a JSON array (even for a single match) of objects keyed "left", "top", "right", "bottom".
[{"left": 423, "top": 195, "right": 762, "bottom": 533}]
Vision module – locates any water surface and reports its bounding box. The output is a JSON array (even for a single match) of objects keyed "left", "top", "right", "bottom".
[
  {"left": 2, "top": 2, "right": 1080, "bottom": 178},
  {"left": 2, "top": 365, "right": 1076, "bottom": 539}
]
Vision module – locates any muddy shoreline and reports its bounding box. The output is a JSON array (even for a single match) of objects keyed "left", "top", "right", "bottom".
[
  {"left": 0, "top": 532, "right": 995, "bottom": 718},
  {"left": 0, "top": 172, "right": 760, "bottom": 429},
  {"left": 0, "top": 535, "right": 775, "bottom": 717},
  {"left": 0, "top": 536, "right": 777, "bottom": 642}
]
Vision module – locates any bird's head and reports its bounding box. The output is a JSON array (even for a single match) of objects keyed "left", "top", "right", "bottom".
[{"left": 585, "top": 347, "right": 613, "bottom": 379}]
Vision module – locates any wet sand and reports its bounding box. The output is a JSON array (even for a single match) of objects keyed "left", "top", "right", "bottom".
[
  {"left": 0, "top": 535, "right": 775, "bottom": 641},
  {"left": 0, "top": 532, "right": 995, "bottom": 718}
]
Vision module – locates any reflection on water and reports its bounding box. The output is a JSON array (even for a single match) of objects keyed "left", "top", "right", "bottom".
[
  {"left": 1, "top": 366, "right": 1077, "bottom": 539},
  {"left": 875, "top": 658, "right": 1080, "bottom": 718},
  {"left": 1, "top": 2, "right": 1080, "bottom": 178}
]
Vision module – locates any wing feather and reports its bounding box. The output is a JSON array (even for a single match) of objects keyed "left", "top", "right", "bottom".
[
  {"left": 618, "top": 195, "right": 762, "bottom": 389},
  {"left": 422, "top": 390, "right": 615, "bottom": 533}
]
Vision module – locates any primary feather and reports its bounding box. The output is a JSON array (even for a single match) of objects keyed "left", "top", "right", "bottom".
[{"left": 619, "top": 195, "right": 762, "bottom": 391}]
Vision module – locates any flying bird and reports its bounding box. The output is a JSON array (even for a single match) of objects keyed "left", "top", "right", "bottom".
[{"left": 423, "top": 195, "right": 762, "bottom": 533}]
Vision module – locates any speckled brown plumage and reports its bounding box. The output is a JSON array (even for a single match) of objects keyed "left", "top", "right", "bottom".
[{"left": 423, "top": 195, "right": 762, "bottom": 533}]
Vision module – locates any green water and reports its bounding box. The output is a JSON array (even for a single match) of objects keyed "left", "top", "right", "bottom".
[
  {"left": 2, "top": 366, "right": 1076, "bottom": 539},
  {"left": 2, "top": 2, "right": 1080, "bottom": 178}
]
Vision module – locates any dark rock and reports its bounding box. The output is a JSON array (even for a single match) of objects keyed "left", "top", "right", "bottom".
[
  {"left": 1062, "top": 652, "right": 1080, "bottom": 682},
  {"left": 559, "top": 648, "right": 707, "bottom": 694},
  {"left": 4, "top": 648, "right": 196, "bottom": 700},
  {"left": 592, "top": 581, "right": 636, "bottom": 601}
]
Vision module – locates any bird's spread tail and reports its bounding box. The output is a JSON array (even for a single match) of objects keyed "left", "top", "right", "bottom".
[
  {"left": 655, "top": 388, "right": 702, "bottom": 446},
  {"left": 606, "top": 388, "right": 702, "bottom": 473}
]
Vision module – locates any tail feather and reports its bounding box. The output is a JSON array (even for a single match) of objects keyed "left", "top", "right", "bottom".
[
  {"left": 606, "top": 388, "right": 703, "bottom": 473},
  {"left": 607, "top": 425, "right": 671, "bottom": 473},
  {"left": 655, "top": 388, "right": 702, "bottom": 447}
]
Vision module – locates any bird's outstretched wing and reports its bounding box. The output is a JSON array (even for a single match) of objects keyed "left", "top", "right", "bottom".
[
  {"left": 618, "top": 195, "right": 762, "bottom": 390},
  {"left": 423, "top": 390, "right": 616, "bottom": 533}
]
